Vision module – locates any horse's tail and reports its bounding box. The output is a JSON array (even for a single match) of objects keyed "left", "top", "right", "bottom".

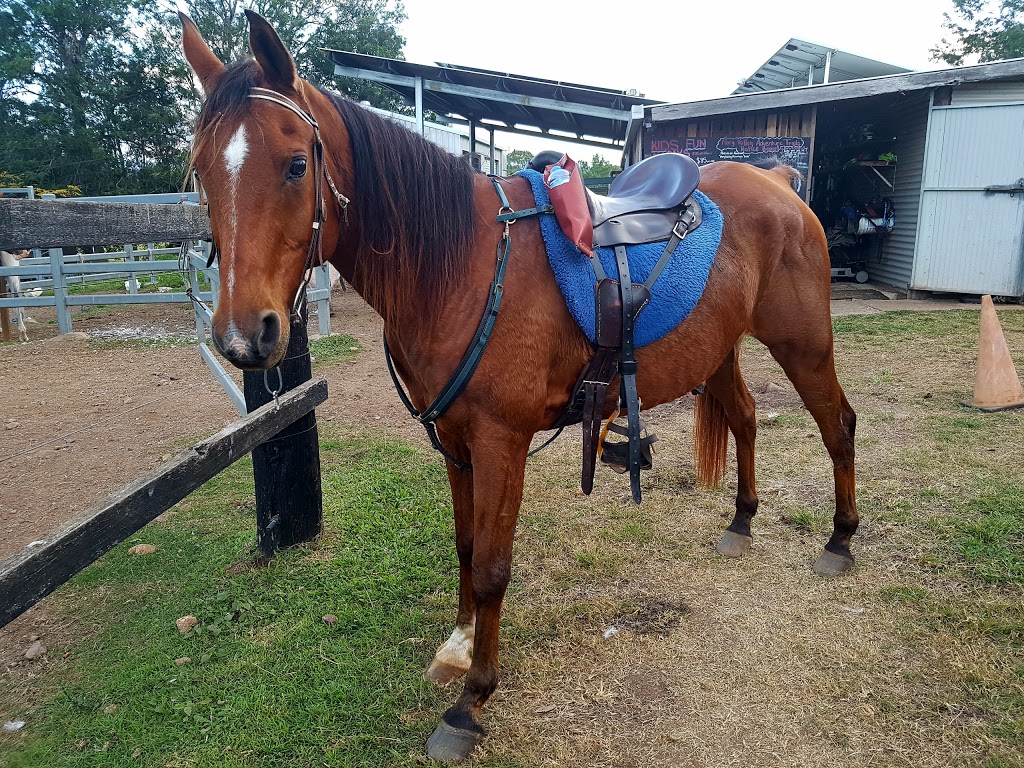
[
  {"left": 693, "top": 388, "right": 729, "bottom": 488},
  {"left": 765, "top": 164, "right": 803, "bottom": 195}
]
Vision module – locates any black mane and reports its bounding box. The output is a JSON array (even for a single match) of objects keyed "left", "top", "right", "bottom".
[{"left": 321, "top": 90, "right": 477, "bottom": 322}]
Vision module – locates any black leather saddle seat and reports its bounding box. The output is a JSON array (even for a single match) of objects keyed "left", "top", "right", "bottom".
[
  {"left": 587, "top": 154, "right": 702, "bottom": 248},
  {"left": 588, "top": 153, "right": 700, "bottom": 225}
]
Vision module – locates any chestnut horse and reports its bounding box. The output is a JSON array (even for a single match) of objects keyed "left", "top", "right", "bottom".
[{"left": 181, "top": 12, "right": 858, "bottom": 762}]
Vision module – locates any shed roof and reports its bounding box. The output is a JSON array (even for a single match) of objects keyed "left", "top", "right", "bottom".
[
  {"left": 653, "top": 57, "right": 1024, "bottom": 122},
  {"left": 733, "top": 38, "right": 910, "bottom": 95},
  {"left": 326, "top": 49, "right": 663, "bottom": 150}
]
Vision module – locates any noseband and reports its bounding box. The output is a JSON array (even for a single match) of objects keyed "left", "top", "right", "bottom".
[{"left": 244, "top": 86, "right": 350, "bottom": 317}]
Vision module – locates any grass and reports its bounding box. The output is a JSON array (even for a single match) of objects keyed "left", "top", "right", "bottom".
[
  {"left": 64, "top": 271, "right": 210, "bottom": 297},
  {"left": 310, "top": 334, "right": 361, "bottom": 367},
  {"left": 0, "top": 433, "right": 459, "bottom": 768},
  {"left": 88, "top": 336, "right": 193, "bottom": 350},
  {"left": 2, "top": 309, "right": 1024, "bottom": 767}
]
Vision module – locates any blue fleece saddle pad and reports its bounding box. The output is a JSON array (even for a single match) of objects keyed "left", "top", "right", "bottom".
[{"left": 517, "top": 169, "right": 723, "bottom": 348}]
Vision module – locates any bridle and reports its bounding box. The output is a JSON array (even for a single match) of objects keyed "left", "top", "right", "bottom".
[{"left": 242, "top": 86, "right": 350, "bottom": 318}]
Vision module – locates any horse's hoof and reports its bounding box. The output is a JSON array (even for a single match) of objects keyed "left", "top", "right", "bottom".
[
  {"left": 715, "top": 530, "right": 752, "bottom": 558},
  {"left": 423, "top": 658, "right": 469, "bottom": 687},
  {"left": 426, "top": 718, "right": 484, "bottom": 763},
  {"left": 812, "top": 549, "right": 855, "bottom": 577}
]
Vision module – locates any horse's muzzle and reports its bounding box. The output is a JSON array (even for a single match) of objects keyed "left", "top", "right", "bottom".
[{"left": 213, "top": 310, "right": 282, "bottom": 369}]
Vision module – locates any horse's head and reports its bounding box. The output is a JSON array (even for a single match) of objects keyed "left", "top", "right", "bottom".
[{"left": 181, "top": 11, "right": 347, "bottom": 369}]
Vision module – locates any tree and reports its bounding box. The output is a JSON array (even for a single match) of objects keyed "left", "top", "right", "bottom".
[
  {"left": 505, "top": 149, "right": 534, "bottom": 175},
  {"left": 576, "top": 153, "right": 620, "bottom": 179},
  {"left": 931, "top": 0, "right": 1024, "bottom": 65},
  {"left": 180, "top": 0, "right": 406, "bottom": 106},
  {"left": 0, "top": 0, "right": 408, "bottom": 196},
  {"left": 0, "top": 0, "right": 193, "bottom": 195}
]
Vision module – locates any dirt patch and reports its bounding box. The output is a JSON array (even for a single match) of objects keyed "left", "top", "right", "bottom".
[
  {"left": 0, "top": 291, "right": 421, "bottom": 564},
  {"left": 610, "top": 598, "right": 692, "bottom": 637}
]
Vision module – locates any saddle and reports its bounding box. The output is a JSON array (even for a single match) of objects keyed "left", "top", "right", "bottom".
[
  {"left": 539, "top": 152, "right": 703, "bottom": 503},
  {"left": 588, "top": 153, "right": 703, "bottom": 248}
]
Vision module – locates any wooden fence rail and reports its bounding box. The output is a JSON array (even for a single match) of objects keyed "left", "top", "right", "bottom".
[
  {"left": 0, "top": 198, "right": 212, "bottom": 250},
  {"left": 0, "top": 378, "right": 328, "bottom": 629},
  {"left": 0, "top": 197, "right": 332, "bottom": 338},
  {"left": 0, "top": 195, "right": 329, "bottom": 630}
]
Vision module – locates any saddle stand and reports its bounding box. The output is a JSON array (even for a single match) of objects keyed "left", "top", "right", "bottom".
[{"left": 553, "top": 153, "right": 703, "bottom": 503}]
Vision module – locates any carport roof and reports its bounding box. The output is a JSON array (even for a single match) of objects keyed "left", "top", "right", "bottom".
[{"left": 325, "top": 49, "right": 664, "bottom": 150}]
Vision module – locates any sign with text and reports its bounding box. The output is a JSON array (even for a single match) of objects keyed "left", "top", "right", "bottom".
[{"left": 647, "top": 134, "right": 811, "bottom": 187}]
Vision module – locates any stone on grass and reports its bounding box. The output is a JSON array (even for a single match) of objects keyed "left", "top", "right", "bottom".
[
  {"left": 175, "top": 657, "right": 191, "bottom": 666},
  {"left": 322, "top": 614, "right": 338, "bottom": 625},
  {"left": 128, "top": 544, "right": 156, "bottom": 556},
  {"left": 175, "top": 616, "right": 199, "bottom": 635},
  {"left": 24, "top": 641, "right": 46, "bottom": 660}
]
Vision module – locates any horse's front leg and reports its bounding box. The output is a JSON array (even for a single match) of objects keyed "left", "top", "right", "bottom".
[
  {"left": 425, "top": 458, "right": 476, "bottom": 685},
  {"left": 426, "top": 428, "right": 530, "bottom": 762}
]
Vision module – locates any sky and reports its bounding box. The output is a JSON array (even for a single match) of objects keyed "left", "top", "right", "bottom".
[{"left": 395, "top": 0, "right": 957, "bottom": 163}]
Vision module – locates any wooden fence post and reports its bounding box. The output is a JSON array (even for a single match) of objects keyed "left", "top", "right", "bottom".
[
  {"left": 0, "top": 276, "right": 11, "bottom": 342},
  {"left": 242, "top": 305, "right": 323, "bottom": 557}
]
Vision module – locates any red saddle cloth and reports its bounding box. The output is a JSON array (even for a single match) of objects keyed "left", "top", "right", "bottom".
[{"left": 542, "top": 155, "right": 594, "bottom": 257}]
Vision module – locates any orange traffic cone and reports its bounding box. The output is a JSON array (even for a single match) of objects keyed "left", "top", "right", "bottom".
[{"left": 970, "top": 295, "right": 1024, "bottom": 412}]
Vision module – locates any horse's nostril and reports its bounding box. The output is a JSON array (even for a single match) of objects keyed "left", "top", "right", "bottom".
[{"left": 256, "top": 311, "right": 281, "bottom": 357}]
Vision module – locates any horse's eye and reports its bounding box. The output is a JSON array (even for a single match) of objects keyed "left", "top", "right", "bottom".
[{"left": 287, "top": 157, "right": 307, "bottom": 179}]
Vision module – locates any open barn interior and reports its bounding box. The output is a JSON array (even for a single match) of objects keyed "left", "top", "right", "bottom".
[{"left": 809, "top": 94, "right": 912, "bottom": 284}]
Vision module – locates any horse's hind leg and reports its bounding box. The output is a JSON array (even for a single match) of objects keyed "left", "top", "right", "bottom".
[
  {"left": 701, "top": 345, "right": 759, "bottom": 558},
  {"left": 759, "top": 331, "right": 858, "bottom": 576}
]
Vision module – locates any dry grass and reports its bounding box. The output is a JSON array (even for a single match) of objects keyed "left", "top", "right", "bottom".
[{"left": 446, "top": 309, "right": 1024, "bottom": 768}]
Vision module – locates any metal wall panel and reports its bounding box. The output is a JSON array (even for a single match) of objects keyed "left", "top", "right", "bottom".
[
  {"left": 951, "top": 81, "right": 1024, "bottom": 105},
  {"left": 869, "top": 94, "right": 930, "bottom": 290},
  {"left": 912, "top": 102, "right": 1024, "bottom": 296}
]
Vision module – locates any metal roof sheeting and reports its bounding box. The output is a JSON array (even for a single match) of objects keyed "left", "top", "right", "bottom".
[
  {"left": 734, "top": 38, "right": 910, "bottom": 95},
  {"left": 325, "top": 49, "right": 664, "bottom": 148}
]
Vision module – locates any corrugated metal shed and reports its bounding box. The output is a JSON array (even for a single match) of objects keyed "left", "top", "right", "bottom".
[
  {"left": 912, "top": 100, "right": 1024, "bottom": 296},
  {"left": 870, "top": 94, "right": 930, "bottom": 290},
  {"left": 951, "top": 80, "right": 1024, "bottom": 105}
]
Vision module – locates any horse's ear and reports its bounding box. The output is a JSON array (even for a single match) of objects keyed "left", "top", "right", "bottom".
[
  {"left": 245, "top": 10, "right": 300, "bottom": 92},
  {"left": 179, "top": 12, "right": 224, "bottom": 95}
]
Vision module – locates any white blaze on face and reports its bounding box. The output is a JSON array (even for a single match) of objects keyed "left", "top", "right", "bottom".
[
  {"left": 432, "top": 620, "right": 475, "bottom": 671},
  {"left": 222, "top": 124, "right": 249, "bottom": 298}
]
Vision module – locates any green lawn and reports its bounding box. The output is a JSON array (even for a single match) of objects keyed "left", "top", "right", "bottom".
[{"left": 0, "top": 435, "right": 461, "bottom": 768}]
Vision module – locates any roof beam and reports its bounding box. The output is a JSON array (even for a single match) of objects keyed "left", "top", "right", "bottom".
[
  {"left": 333, "top": 63, "right": 417, "bottom": 88},
  {"left": 420, "top": 79, "right": 632, "bottom": 121},
  {"left": 333, "top": 62, "right": 632, "bottom": 121},
  {"left": 441, "top": 119, "right": 626, "bottom": 152},
  {"left": 655, "top": 58, "right": 1024, "bottom": 121}
]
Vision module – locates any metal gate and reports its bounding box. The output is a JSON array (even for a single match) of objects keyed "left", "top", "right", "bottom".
[{"left": 911, "top": 100, "right": 1024, "bottom": 296}]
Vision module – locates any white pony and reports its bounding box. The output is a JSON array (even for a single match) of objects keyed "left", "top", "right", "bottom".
[{"left": 0, "top": 250, "right": 36, "bottom": 342}]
